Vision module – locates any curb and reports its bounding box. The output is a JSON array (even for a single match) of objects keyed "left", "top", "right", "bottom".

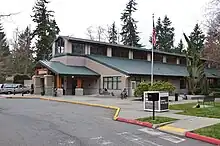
[
  {"left": 116, "top": 117, "right": 153, "bottom": 128},
  {"left": 185, "top": 132, "right": 220, "bottom": 145}
]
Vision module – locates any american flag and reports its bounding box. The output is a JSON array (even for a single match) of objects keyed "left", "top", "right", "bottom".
[{"left": 152, "top": 14, "right": 156, "bottom": 47}]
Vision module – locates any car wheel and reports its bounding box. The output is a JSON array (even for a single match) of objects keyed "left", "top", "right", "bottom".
[{"left": 7, "top": 91, "right": 12, "bottom": 95}]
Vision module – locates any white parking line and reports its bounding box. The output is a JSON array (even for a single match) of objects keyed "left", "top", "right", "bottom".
[
  {"left": 160, "top": 135, "right": 185, "bottom": 144},
  {"left": 90, "top": 136, "right": 114, "bottom": 146},
  {"left": 138, "top": 128, "right": 185, "bottom": 144},
  {"left": 138, "top": 128, "right": 165, "bottom": 136},
  {"left": 117, "top": 131, "right": 163, "bottom": 146}
]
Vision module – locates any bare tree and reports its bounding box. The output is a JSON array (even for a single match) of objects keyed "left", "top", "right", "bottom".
[
  {"left": 86, "top": 26, "right": 95, "bottom": 40},
  {"left": 0, "top": 12, "right": 20, "bottom": 18},
  {"left": 86, "top": 25, "right": 108, "bottom": 42}
]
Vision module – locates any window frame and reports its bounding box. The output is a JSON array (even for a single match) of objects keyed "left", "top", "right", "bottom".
[
  {"left": 72, "top": 42, "right": 85, "bottom": 55},
  {"left": 180, "top": 78, "right": 186, "bottom": 89},
  {"left": 103, "top": 76, "right": 121, "bottom": 90}
]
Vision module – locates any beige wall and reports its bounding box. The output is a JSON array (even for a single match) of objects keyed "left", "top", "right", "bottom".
[
  {"left": 64, "top": 39, "right": 72, "bottom": 53},
  {"left": 51, "top": 56, "right": 86, "bottom": 66},
  {"left": 51, "top": 56, "right": 68, "bottom": 64},
  {"left": 129, "top": 50, "right": 133, "bottom": 59},
  {"left": 85, "top": 58, "right": 127, "bottom": 96},
  {"left": 83, "top": 77, "right": 99, "bottom": 95}
]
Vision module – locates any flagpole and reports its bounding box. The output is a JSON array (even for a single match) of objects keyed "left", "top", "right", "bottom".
[{"left": 151, "top": 14, "right": 155, "bottom": 86}]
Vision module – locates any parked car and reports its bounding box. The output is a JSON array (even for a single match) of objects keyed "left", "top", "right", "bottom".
[
  {"left": 1, "top": 83, "right": 31, "bottom": 94},
  {"left": 0, "top": 84, "right": 3, "bottom": 94}
]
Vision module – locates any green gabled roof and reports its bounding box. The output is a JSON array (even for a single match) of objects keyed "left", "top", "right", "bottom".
[
  {"left": 38, "top": 60, "right": 99, "bottom": 76},
  {"left": 87, "top": 55, "right": 220, "bottom": 78}
]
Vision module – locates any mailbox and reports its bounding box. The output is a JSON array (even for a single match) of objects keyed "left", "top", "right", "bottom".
[{"left": 148, "top": 92, "right": 159, "bottom": 101}]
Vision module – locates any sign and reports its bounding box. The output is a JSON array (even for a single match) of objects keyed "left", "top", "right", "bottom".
[
  {"left": 160, "top": 96, "right": 169, "bottom": 110},
  {"left": 148, "top": 92, "right": 159, "bottom": 101},
  {"left": 38, "top": 69, "right": 48, "bottom": 75}
]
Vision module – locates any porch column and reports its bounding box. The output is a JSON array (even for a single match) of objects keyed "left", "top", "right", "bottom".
[
  {"left": 75, "top": 78, "right": 83, "bottom": 96},
  {"left": 44, "top": 75, "right": 54, "bottom": 96},
  {"left": 32, "top": 75, "right": 41, "bottom": 95},
  {"left": 56, "top": 75, "right": 63, "bottom": 96},
  {"left": 56, "top": 75, "right": 61, "bottom": 88}
]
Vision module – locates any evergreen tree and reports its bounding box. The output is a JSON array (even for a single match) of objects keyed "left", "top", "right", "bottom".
[
  {"left": 0, "top": 22, "right": 11, "bottom": 82},
  {"left": 149, "top": 15, "right": 175, "bottom": 52},
  {"left": 120, "top": 0, "right": 142, "bottom": 47},
  {"left": 0, "top": 22, "right": 10, "bottom": 56},
  {"left": 108, "top": 22, "right": 118, "bottom": 44},
  {"left": 32, "top": 0, "right": 60, "bottom": 62},
  {"left": 189, "top": 23, "right": 205, "bottom": 52},
  {"left": 174, "top": 39, "right": 184, "bottom": 54}
]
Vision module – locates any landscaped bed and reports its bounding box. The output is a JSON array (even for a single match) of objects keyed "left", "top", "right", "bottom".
[
  {"left": 136, "top": 116, "right": 177, "bottom": 124},
  {"left": 194, "top": 123, "right": 220, "bottom": 139},
  {"left": 169, "top": 102, "right": 220, "bottom": 118}
]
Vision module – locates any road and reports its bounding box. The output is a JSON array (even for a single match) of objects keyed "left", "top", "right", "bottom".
[{"left": 0, "top": 98, "right": 213, "bottom": 146}]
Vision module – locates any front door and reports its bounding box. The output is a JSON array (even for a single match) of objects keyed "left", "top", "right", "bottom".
[
  {"left": 72, "top": 79, "right": 77, "bottom": 95},
  {"left": 131, "top": 81, "right": 137, "bottom": 96}
]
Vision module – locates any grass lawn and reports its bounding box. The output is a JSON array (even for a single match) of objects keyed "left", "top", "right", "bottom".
[
  {"left": 169, "top": 102, "right": 220, "bottom": 118},
  {"left": 136, "top": 116, "right": 177, "bottom": 124},
  {"left": 194, "top": 123, "right": 220, "bottom": 139}
]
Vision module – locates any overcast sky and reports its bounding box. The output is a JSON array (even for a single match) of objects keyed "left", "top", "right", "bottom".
[{"left": 1, "top": 0, "right": 210, "bottom": 48}]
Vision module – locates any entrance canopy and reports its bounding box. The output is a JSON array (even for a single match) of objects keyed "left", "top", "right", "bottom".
[{"left": 37, "top": 60, "right": 99, "bottom": 76}]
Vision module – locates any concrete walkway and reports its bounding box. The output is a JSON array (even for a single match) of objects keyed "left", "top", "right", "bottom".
[{"left": 5, "top": 94, "right": 220, "bottom": 136}]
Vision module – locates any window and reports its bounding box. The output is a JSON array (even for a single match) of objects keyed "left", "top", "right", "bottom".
[
  {"left": 103, "top": 77, "right": 121, "bottom": 89},
  {"left": 131, "top": 77, "right": 141, "bottom": 86},
  {"left": 167, "top": 55, "right": 177, "bottom": 64},
  {"left": 133, "top": 50, "right": 147, "bottom": 60},
  {"left": 55, "top": 38, "right": 65, "bottom": 54},
  {"left": 112, "top": 48, "right": 129, "bottom": 58},
  {"left": 180, "top": 78, "right": 186, "bottom": 89},
  {"left": 72, "top": 43, "right": 85, "bottom": 55},
  {"left": 90, "top": 45, "right": 107, "bottom": 55}
]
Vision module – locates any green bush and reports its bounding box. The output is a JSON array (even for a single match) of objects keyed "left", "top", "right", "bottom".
[
  {"left": 148, "top": 81, "right": 175, "bottom": 93},
  {"left": 134, "top": 81, "right": 175, "bottom": 97},
  {"left": 134, "top": 82, "right": 150, "bottom": 97}
]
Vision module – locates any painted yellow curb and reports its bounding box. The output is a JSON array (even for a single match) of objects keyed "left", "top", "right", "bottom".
[
  {"left": 159, "top": 125, "right": 187, "bottom": 134},
  {"left": 40, "top": 97, "right": 120, "bottom": 120}
]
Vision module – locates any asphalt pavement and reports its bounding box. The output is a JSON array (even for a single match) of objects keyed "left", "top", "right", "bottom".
[{"left": 0, "top": 98, "right": 213, "bottom": 146}]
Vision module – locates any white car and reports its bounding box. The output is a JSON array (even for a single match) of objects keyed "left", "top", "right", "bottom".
[{"left": 1, "top": 83, "right": 31, "bottom": 94}]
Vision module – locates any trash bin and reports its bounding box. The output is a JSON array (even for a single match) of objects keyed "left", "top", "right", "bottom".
[{"left": 175, "top": 93, "right": 179, "bottom": 101}]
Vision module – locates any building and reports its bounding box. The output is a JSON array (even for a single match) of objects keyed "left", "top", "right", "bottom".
[{"left": 33, "top": 36, "right": 220, "bottom": 96}]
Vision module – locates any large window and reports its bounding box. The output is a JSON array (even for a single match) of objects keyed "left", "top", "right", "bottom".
[
  {"left": 180, "top": 78, "right": 186, "bottom": 89},
  {"left": 112, "top": 48, "right": 129, "bottom": 58},
  {"left": 103, "top": 76, "right": 121, "bottom": 90},
  {"left": 90, "top": 45, "right": 107, "bottom": 55},
  {"left": 72, "top": 43, "right": 85, "bottom": 55},
  {"left": 55, "top": 38, "right": 65, "bottom": 54},
  {"left": 133, "top": 50, "right": 147, "bottom": 60}
]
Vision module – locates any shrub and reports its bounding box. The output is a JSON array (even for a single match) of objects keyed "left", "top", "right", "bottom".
[
  {"left": 134, "top": 82, "right": 150, "bottom": 97},
  {"left": 134, "top": 81, "right": 175, "bottom": 97},
  {"left": 148, "top": 81, "right": 175, "bottom": 93}
]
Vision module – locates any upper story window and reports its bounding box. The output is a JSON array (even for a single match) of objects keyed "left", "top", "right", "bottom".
[
  {"left": 167, "top": 55, "right": 177, "bottom": 64},
  {"left": 90, "top": 44, "right": 107, "bottom": 56},
  {"left": 180, "top": 57, "right": 186, "bottom": 65},
  {"left": 55, "top": 38, "right": 65, "bottom": 54},
  {"left": 154, "top": 54, "right": 163, "bottom": 62},
  {"left": 112, "top": 47, "right": 129, "bottom": 58},
  {"left": 133, "top": 50, "right": 147, "bottom": 60},
  {"left": 72, "top": 42, "right": 85, "bottom": 55}
]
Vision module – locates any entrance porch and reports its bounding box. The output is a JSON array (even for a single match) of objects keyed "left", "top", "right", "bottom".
[{"left": 33, "top": 60, "right": 100, "bottom": 96}]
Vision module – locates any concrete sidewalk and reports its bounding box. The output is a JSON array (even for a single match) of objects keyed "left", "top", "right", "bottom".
[{"left": 4, "top": 94, "right": 220, "bottom": 136}]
